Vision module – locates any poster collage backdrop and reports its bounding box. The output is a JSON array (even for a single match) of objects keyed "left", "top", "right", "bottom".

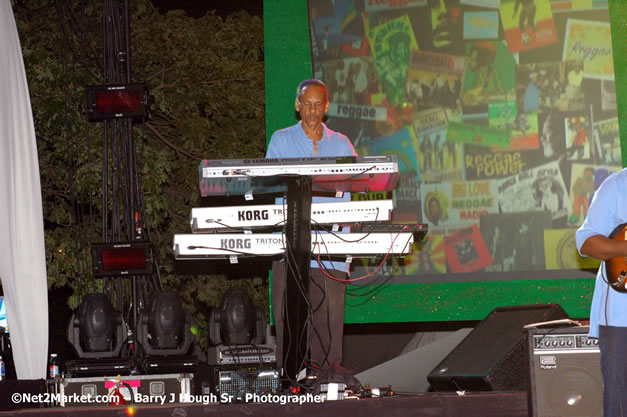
[{"left": 307, "top": 0, "right": 618, "bottom": 283}]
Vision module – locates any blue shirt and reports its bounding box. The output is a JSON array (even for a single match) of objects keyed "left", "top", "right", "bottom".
[
  {"left": 576, "top": 168, "right": 627, "bottom": 338},
  {"left": 266, "top": 121, "right": 358, "bottom": 272},
  {"left": 266, "top": 121, "right": 357, "bottom": 158}
]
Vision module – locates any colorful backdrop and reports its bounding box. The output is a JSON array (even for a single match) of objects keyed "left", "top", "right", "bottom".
[{"left": 264, "top": 0, "right": 627, "bottom": 322}]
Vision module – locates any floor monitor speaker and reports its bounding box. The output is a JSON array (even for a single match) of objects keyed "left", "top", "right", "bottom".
[{"left": 427, "top": 303, "right": 568, "bottom": 391}]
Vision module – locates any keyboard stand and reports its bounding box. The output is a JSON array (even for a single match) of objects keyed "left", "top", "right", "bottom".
[{"left": 282, "top": 176, "right": 312, "bottom": 381}]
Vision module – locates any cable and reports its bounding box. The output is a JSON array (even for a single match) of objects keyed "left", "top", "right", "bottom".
[{"left": 316, "top": 225, "right": 411, "bottom": 283}]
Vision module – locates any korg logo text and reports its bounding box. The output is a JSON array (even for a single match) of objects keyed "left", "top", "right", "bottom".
[
  {"left": 238, "top": 210, "right": 269, "bottom": 221},
  {"left": 220, "top": 239, "right": 251, "bottom": 249}
]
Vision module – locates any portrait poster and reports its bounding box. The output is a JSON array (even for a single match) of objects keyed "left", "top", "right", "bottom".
[
  {"left": 461, "top": 40, "right": 517, "bottom": 115},
  {"left": 443, "top": 224, "right": 492, "bottom": 273},
  {"left": 567, "top": 163, "right": 620, "bottom": 226},
  {"left": 368, "top": 15, "right": 419, "bottom": 106},
  {"left": 407, "top": 50, "right": 465, "bottom": 110},
  {"left": 403, "top": 232, "right": 447, "bottom": 275},
  {"left": 564, "top": 115, "right": 591, "bottom": 161},
  {"left": 563, "top": 19, "right": 614, "bottom": 80},
  {"left": 499, "top": 0, "right": 558, "bottom": 53},
  {"left": 507, "top": 112, "right": 540, "bottom": 151},
  {"left": 392, "top": 174, "right": 422, "bottom": 222},
  {"left": 516, "top": 60, "right": 586, "bottom": 113},
  {"left": 480, "top": 212, "right": 551, "bottom": 272},
  {"left": 592, "top": 117, "right": 620, "bottom": 165},
  {"left": 567, "top": 163, "right": 596, "bottom": 226},
  {"left": 422, "top": 180, "right": 499, "bottom": 232},
  {"left": 411, "top": 107, "right": 456, "bottom": 182},
  {"left": 601, "top": 80, "right": 616, "bottom": 112},
  {"left": 537, "top": 111, "right": 567, "bottom": 161},
  {"left": 322, "top": 57, "right": 382, "bottom": 106},
  {"left": 496, "top": 160, "right": 570, "bottom": 221},
  {"left": 544, "top": 229, "right": 600, "bottom": 270},
  {"left": 429, "top": 0, "right": 464, "bottom": 51}
]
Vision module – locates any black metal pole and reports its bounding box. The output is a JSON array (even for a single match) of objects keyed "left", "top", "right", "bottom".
[{"left": 283, "top": 176, "right": 312, "bottom": 380}]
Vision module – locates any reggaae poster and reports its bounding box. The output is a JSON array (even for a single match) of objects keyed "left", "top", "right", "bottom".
[
  {"left": 443, "top": 224, "right": 492, "bottom": 273},
  {"left": 480, "top": 212, "right": 551, "bottom": 272},
  {"left": 593, "top": 117, "right": 620, "bottom": 165},
  {"left": 463, "top": 145, "right": 528, "bottom": 181},
  {"left": 406, "top": 50, "right": 465, "bottom": 111},
  {"left": 563, "top": 19, "right": 614, "bottom": 80},
  {"left": 460, "top": 40, "right": 517, "bottom": 115},
  {"left": 496, "top": 160, "right": 570, "bottom": 221},
  {"left": 499, "top": 0, "right": 558, "bottom": 53},
  {"left": 368, "top": 15, "right": 419, "bottom": 106},
  {"left": 421, "top": 180, "right": 499, "bottom": 232}
]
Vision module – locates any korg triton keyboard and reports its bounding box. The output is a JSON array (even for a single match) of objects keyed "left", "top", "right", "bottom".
[
  {"left": 173, "top": 224, "right": 426, "bottom": 261},
  {"left": 190, "top": 199, "right": 395, "bottom": 232}
]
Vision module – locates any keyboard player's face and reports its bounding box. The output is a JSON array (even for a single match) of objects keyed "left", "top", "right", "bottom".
[{"left": 296, "top": 85, "right": 329, "bottom": 130}]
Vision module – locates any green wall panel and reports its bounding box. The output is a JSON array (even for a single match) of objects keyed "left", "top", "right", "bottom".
[
  {"left": 344, "top": 278, "right": 594, "bottom": 323},
  {"left": 264, "top": 0, "right": 313, "bottom": 144},
  {"left": 609, "top": 1, "right": 627, "bottom": 166}
]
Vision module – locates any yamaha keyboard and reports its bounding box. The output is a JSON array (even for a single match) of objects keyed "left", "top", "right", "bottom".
[
  {"left": 191, "top": 199, "right": 395, "bottom": 232},
  {"left": 198, "top": 155, "right": 399, "bottom": 197},
  {"left": 173, "top": 224, "right": 426, "bottom": 260}
]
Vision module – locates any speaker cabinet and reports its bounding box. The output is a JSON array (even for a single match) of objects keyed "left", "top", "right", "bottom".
[
  {"left": 427, "top": 304, "right": 568, "bottom": 391},
  {"left": 527, "top": 325, "right": 601, "bottom": 417}
]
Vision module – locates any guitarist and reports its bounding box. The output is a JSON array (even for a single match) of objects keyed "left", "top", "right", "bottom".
[{"left": 576, "top": 169, "right": 627, "bottom": 417}]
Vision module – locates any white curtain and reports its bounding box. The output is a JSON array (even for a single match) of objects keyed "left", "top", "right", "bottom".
[{"left": 0, "top": 2, "right": 49, "bottom": 380}]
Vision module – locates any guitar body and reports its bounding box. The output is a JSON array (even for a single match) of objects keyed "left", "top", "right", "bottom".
[{"left": 606, "top": 223, "right": 627, "bottom": 292}]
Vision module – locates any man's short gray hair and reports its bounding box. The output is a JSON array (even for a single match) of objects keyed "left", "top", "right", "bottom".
[{"left": 296, "top": 79, "right": 329, "bottom": 102}]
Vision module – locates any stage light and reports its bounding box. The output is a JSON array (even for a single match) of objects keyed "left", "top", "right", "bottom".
[
  {"left": 209, "top": 288, "right": 265, "bottom": 346},
  {"left": 85, "top": 84, "right": 150, "bottom": 122},
  {"left": 91, "top": 241, "right": 153, "bottom": 277},
  {"left": 136, "top": 291, "right": 193, "bottom": 356},
  {"left": 67, "top": 293, "right": 127, "bottom": 358}
]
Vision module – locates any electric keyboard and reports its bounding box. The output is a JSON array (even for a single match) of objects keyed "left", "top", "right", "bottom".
[
  {"left": 173, "top": 224, "right": 426, "bottom": 260},
  {"left": 198, "top": 155, "right": 399, "bottom": 196},
  {"left": 190, "top": 199, "right": 395, "bottom": 232}
]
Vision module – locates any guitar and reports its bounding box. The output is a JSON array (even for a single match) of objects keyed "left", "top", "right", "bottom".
[{"left": 606, "top": 223, "right": 627, "bottom": 292}]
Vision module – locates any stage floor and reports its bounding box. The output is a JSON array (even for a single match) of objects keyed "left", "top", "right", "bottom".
[{"left": 0, "top": 391, "right": 528, "bottom": 417}]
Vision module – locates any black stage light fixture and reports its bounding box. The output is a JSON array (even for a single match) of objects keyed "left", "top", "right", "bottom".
[
  {"left": 137, "top": 291, "right": 193, "bottom": 356},
  {"left": 67, "top": 293, "right": 127, "bottom": 358},
  {"left": 91, "top": 241, "right": 153, "bottom": 278},
  {"left": 85, "top": 84, "right": 150, "bottom": 122},
  {"left": 209, "top": 288, "right": 265, "bottom": 346}
]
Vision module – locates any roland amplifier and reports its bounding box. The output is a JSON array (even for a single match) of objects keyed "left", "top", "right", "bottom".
[{"left": 527, "top": 325, "right": 602, "bottom": 417}]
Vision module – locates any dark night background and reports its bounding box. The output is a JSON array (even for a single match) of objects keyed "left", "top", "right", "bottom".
[
  {"left": 40, "top": 0, "right": 265, "bottom": 380},
  {"left": 151, "top": 0, "right": 262, "bottom": 18}
]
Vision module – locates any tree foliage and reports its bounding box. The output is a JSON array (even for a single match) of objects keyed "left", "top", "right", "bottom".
[{"left": 13, "top": 0, "right": 268, "bottom": 350}]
